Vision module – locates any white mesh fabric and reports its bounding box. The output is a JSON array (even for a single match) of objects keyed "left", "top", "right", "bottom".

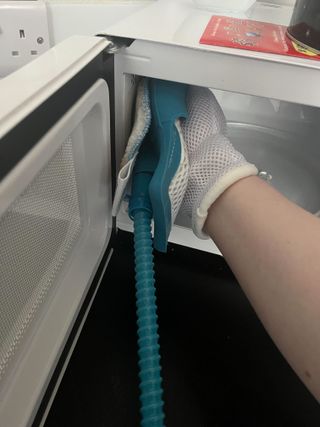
[
  {"left": 120, "top": 78, "right": 151, "bottom": 168},
  {"left": 180, "top": 86, "right": 258, "bottom": 238},
  {"left": 181, "top": 86, "right": 227, "bottom": 155},
  {"left": 169, "top": 120, "right": 189, "bottom": 223},
  {"left": 168, "top": 87, "right": 226, "bottom": 225},
  {"left": 181, "top": 134, "right": 255, "bottom": 231},
  {"left": 0, "top": 138, "right": 82, "bottom": 381}
]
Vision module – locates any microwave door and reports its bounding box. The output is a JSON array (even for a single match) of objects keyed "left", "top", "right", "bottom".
[{"left": 0, "top": 35, "right": 116, "bottom": 427}]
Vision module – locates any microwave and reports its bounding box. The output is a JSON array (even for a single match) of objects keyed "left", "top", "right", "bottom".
[{"left": 1, "top": 1, "right": 320, "bottom": 425}]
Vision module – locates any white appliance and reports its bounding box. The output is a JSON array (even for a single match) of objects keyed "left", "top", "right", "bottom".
[{"left": 1, "top": 1, "right": 320, "bottom": 425}]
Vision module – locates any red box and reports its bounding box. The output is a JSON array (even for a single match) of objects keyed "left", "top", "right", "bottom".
[{"left": 200, "top": 16, "right": 320, "bottom": 61}]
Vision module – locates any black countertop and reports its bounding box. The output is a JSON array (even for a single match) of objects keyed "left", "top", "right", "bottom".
[{"left": 45, "top": 231, "right": 320, "bottom": 427}]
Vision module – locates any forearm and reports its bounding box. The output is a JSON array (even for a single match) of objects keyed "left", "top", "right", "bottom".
[{"left": 205, "top": 176, "right": 320, "bottom": 401}]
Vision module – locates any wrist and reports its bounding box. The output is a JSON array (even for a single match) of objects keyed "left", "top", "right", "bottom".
[
  {"left": 204, "top": 175, "right": 264, "bottom": 237},
  {"left": 194, "top": 164, "right": 258, "bottom": 239}
]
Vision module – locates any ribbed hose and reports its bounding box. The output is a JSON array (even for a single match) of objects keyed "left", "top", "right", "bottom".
[{"left": 133, "top": 210, "right": 165, "bottom": 427}]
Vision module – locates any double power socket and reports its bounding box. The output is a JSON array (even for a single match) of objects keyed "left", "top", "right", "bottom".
[{"left": 0, "top": 1, "right": 50, "bottom": 77}]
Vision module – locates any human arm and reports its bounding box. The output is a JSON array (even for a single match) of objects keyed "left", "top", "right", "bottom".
[
  {"left": 180, "top": 86, "right": 320, "bottom": 402},
  {"left": 204, "top": 175, "right": 320, "bottom": 402}
]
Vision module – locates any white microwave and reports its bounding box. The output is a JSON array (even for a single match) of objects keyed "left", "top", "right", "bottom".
[{"left": 1, "top": 1, "right": 320, "bottom": 425}]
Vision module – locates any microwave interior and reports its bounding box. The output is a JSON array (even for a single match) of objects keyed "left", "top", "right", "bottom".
[{"left": 115, "top": 75, "right": 320, "bottom": 255}]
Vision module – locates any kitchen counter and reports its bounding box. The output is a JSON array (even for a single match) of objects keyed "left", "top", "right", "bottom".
[{"left": 44, "top": 230, "right": 320, "bottom": 426}]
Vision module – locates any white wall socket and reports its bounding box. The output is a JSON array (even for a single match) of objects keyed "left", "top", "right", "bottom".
[{"left": 0, "top": 1, "right": 50, "bottom": 78}]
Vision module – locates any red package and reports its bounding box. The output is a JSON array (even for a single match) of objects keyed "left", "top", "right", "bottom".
[{"left": 200, "top": 16, "right": 320, "bottom": 61}]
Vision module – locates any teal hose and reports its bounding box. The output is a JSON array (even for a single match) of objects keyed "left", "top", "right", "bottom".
[
  {"left": 133, "top": 210, "right": 165, "bottom": 427},
  {"left": 127, "top": 78, "right": 187, "bottom": 426}
]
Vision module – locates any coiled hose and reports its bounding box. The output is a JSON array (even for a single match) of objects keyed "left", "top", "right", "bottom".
[{"left": 133, "top": 210, "right": 165, "bottom": 427}]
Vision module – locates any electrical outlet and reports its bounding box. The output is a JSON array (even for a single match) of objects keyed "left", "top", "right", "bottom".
[{"left": 0, "top": 1, "right": 50, "bottom": 78}]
